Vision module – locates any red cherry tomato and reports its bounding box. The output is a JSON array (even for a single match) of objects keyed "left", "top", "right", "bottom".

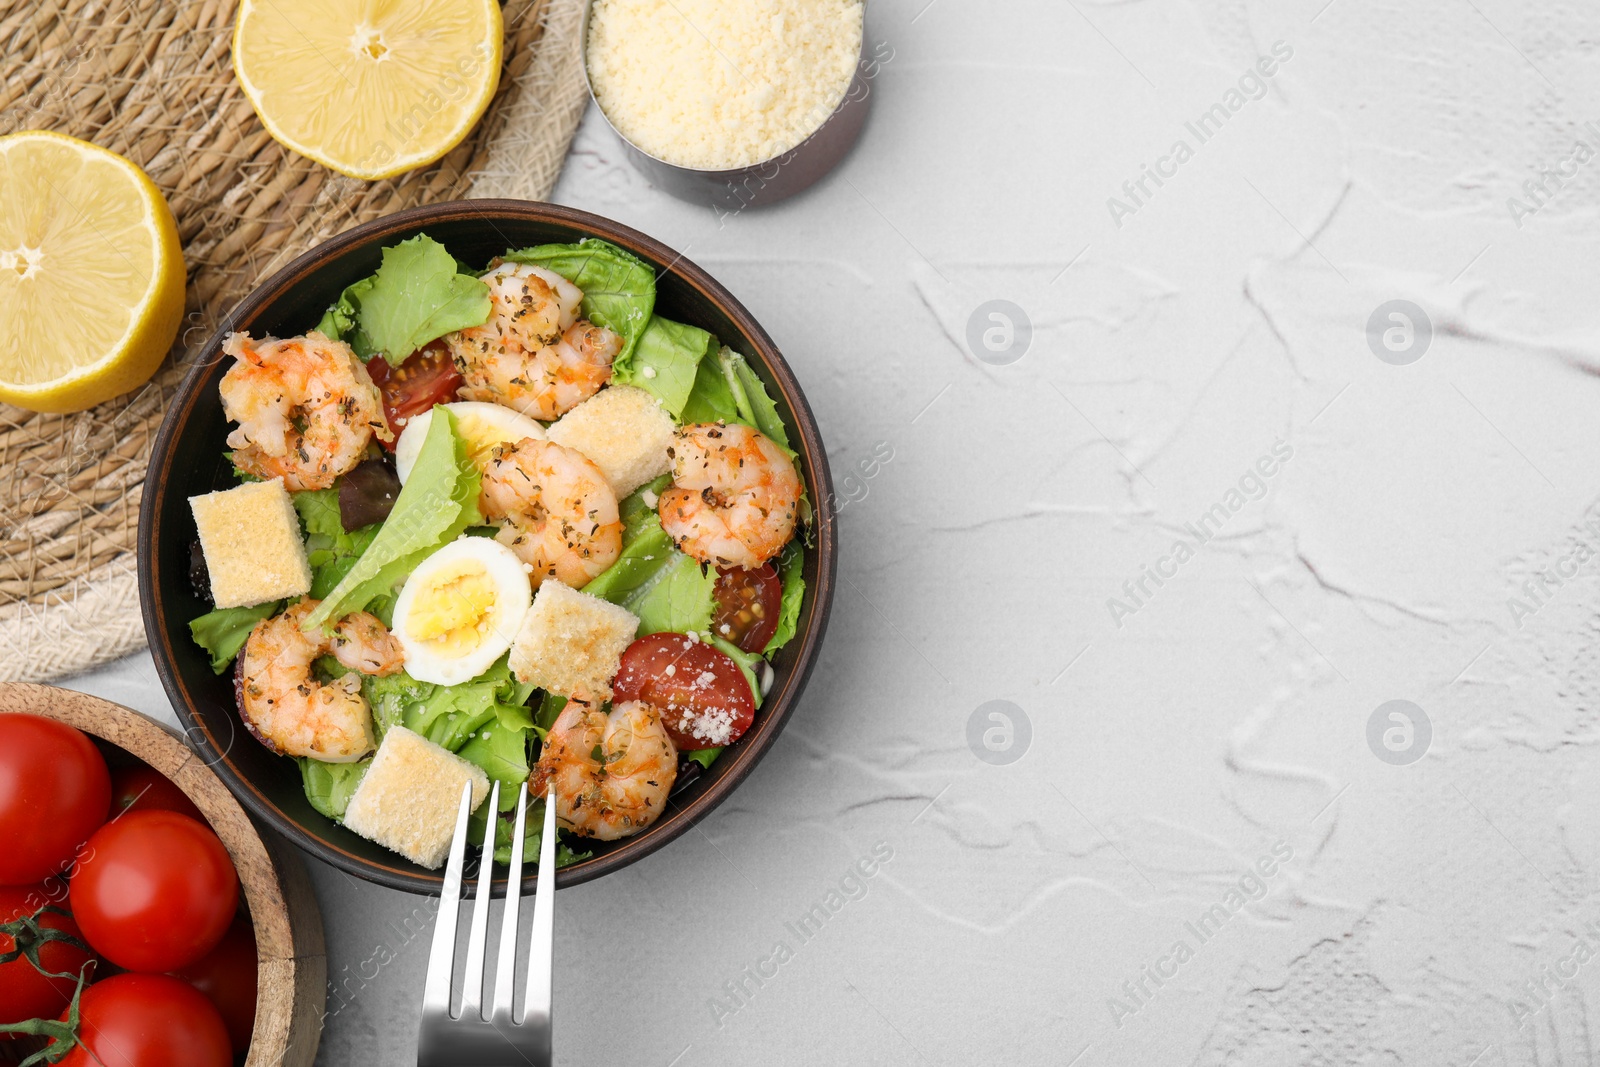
[
  {"left": 54, "top": 973, "right": 231, "bottom": 1067},
  {"left": 712, "top": 564, "right": 783, "bottom": 653},
  {"left": 613, "top": 633, "right": 756, "bottom": 750},
  {"left": 0, "top": 714, "right": 111, "bottom": 884},
  {"left": 171, "top": 912, "right": 256, "bottom": 1054},
  {"left": 0, "top": 884, "right": 96, "bottom": 1034},
  {"left": 365, "top": 340, "right": 462, "bottom": 446},
  {"left": 70, "top": 811, "right": 238, "bottom": 973},
  {"left": 109, "top": 765, "right": 203, "bottom": 823}
]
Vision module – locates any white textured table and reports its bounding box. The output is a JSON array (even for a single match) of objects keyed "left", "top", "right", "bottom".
[{"left": 65, "top": 1, "right": 1600, "bottom": 1062}]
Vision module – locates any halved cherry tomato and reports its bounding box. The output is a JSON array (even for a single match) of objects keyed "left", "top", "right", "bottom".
[
  {"left": 172, "top": 912, "right": 256, "bottom": 1054},
  {"left": 613, "top": 633, "right": 756, "bottom": 750},
  {"left": 109, "top": 765, "right": 203, "bottom": 824},
  {"left": 712, "top": 564, "right": 782, "bottom": 653},
  {"left": 0, "top": 713, "right": 111, "bottom": 885},
  {"left": 365, "top": 340, "right": 462, "bottom": 446},
  {"left": 0, "top": 884, "right": 96, "bottom": 1034},
  {"left": 70, "top": 811, "right": 238, "bottom": 973},
  {"left": 55, "top": 973, "right": 231, "bottom": 1067}
]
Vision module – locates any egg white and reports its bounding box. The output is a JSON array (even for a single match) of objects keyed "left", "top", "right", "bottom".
[
  {"left": 390, "top": 536, "right": 532, "bottom": 686},
  {"left": 394, "top": 401, "right": 547, "bottom": 485}
]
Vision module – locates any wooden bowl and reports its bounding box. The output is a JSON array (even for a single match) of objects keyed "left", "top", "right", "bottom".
[
  {"left": 138, "top": 200, "right": 838, "bottom": 895},
  {"left": 0, "top": 684, "right": 326, "bottom": 1067}
]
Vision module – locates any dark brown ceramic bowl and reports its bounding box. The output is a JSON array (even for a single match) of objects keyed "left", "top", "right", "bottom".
[{"left": 138, "top": 200, "right": 835, "bottom": 895}]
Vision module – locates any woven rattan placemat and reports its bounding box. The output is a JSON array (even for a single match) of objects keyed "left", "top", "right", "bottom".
[{"left": 0, "top": 0, "right": 590, "bottom": 682}]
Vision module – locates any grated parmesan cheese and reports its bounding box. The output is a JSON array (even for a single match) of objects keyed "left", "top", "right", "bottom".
[
  {"left": 586, "top": 0, "right": 865, "bottom": 170},
  {"left": 686, "top": 705, "right": 737, "bottom": 746}
]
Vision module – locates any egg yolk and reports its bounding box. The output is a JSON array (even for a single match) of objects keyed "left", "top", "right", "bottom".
[
  {"left": 458, "top": 415, "right": 522, "bottom": 468},
  {"left": 407, "top": 562, "right": 497, "bottom": 655}
]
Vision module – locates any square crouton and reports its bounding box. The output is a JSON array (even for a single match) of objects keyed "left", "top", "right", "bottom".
[
  {"left": 342, "top": 727, "right": 491, "bottom": 869},
  {"left": 546, "top": 384, "right": 674, "bottom": 498},
  {"left": 189, "top": 478, "right": 311, "bottom": 608},
  {"left": 509, "top": 580, "right": 639, "bottom": 700}
]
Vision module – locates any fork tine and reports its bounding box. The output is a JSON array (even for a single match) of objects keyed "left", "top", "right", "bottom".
[
  {"left": 421, "top": 782, "right": 474, "bottom": 1019},
  {"left": 521, "top": 785, "right": 557, "bottom": 1035},
  {"left": 491, "top": 782, "right": 529, "bottom": 1023},
  {"left": 458, "top": 779, "right": 500, "bottom": 1020}
]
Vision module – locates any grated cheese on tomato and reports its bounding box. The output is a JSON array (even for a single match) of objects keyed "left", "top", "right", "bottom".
[{"left": 683, "top": 704, "right": 738, "bottom": 746}]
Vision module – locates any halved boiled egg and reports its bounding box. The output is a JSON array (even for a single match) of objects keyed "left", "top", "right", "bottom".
[
  {"left": 390, "top": 536, "right": 532, "bottom": 686},
  {"left": 395, "top": 401, "right": 547, "bottom": 484}
]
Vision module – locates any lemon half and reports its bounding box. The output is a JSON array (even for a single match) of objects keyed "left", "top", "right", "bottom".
[
  {"left": 233, "top": 0, "right": 503, "bottom": 181},
  {"left": 0, "top": 131, "right": 185, "bottom": 413}
]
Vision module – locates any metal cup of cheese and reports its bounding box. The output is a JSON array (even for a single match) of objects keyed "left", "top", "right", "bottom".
[{"left": 581, "top": 0, "right": 873, "bottom": 210}]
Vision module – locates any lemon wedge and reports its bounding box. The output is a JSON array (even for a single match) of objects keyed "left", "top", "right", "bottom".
[
  {"left": 0, "top": 131, "right": 185, "bottom": 413},
  {"left": 232, "top": 0, "right": 503, "bottom": 181}
]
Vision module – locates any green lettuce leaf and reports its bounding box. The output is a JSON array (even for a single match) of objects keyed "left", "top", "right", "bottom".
[
  {"left": 188, "top": 602, "right": 281, "bottom": 674},
  {"left": 721, "top": 346, "right": 792, "bottom": 451},
  {"left": 299, "top": 758, "right": 368, "bottom": 820},
  {"left": 617, "top": 316, "right": 714, "bottom": 418},
  {"left": 763, "top": 539, "right": 805, "bottom": 655},
  {"left": 358, "top": 670, "right": 428, "bottom": 745},
  {"left": 292, "top": 489, "right": 380, "bottom": 598},
  {"left": 503, "top": 240, "right": 655, "bottom": 366},
  {"left": 308, "top": 654, "right": 557, "bottom": 863},
  {"left": 316, "top": 235, "right": 491, "bottom": 365},
  {"left": 450, "top": 683, "right": 539, "bottom": 866},
  {"left": 585, "top": 478, "right": 717, "bottom": 634},
  {"left": 351, "top": 657, "right": 528, "bottom": 754},
  {"left": 681, "top": 346, "right": 791, "bottom": 448},
  {"left": 535, "top": 691, "right": 567, "bottom": 734},
  {"left": 679, "top": 345, "right": 813, "bottom": 535},
  {"left": 303, "top": 407, "right": 481, "bottom": 632},
  {"left": 407, "top": 670, "right": 512, "bottom": 752},
  {"left": 618, "top": 474, "right": 669, "bottom": 534},
  {"left": 313, "top": 290, "right": 366, "bottom": 357},
  {"left": 688, "top": 748, "right": 722, "bottom": 769},
  {"left": 457, "top": 716, "right": 531, "bottom": 793},
  {"left": 495, "top": 702, "right": 536, "bottom": 732},
  {"left": 292, "top": 487, "right": 344, "bottom": 544},
  {"left": 582, "top": 513, "right": 716, "bottom": 636},
  {"left": 557, "top": 842, "right": 593, "bottom": 866},
  {"left": 472, "top": 794, "right": 593, "bottom": 868},
  {"left": 309, "top": 537, "right": 379, "bottom": 600},
  {"left": 678, "top": 353, "right": 740, "bottom": 425}
]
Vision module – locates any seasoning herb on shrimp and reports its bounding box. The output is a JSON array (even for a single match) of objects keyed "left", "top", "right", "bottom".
[
  {"left": 236, "top": 600, "right": 403, "bottom": 762},
  {"left": 481, "top": 437, "right": 623, "bottom": 588},
  {"left": 446, "top": 262, "right": 621, "bottom": 420},
  {"left": 659, "top": 422, "right": 801, "bottom": 568},
  {"left": 219, "top": 331, "right": 390, "bottom": 490},
  {"left": 531, "top": 688, "right": 677, "bottom": 841}
]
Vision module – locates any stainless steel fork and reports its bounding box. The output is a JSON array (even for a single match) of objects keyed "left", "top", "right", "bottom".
[{"left": 417, "top": 780, "right": 558, "bottom": 1067}]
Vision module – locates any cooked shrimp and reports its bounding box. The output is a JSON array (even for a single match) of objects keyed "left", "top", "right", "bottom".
[
  {"left": 658, "top": 422, "right": 801, "bottom": 569},
  {"left": 531, "top": 691, "right": 677, "bottom": 841},
  {"left": 219, "top": 330, "right": 391, "bottom": 491},
  {"left": 480, "top": 437, "right": 622, "bottom": 588},
  {"left": 446, "top": 262, "right": 621, "bottom": 420},
  {"left": 236, "top": 600, "right": 404, "bottom": 763}
]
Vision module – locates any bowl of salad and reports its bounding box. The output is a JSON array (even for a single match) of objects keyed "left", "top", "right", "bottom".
[{"left": 137, "top": 200, "right": 835, "bottom": 894}]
